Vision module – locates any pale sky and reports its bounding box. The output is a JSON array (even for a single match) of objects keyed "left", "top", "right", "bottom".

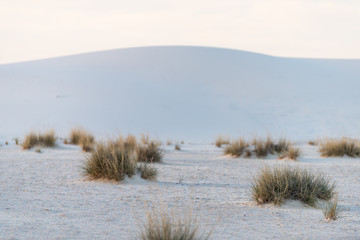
[{"left": 1, "top": 0, "right": 359, "bottom": 63}]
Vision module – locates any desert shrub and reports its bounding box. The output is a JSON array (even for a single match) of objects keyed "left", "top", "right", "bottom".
[
  {"left": 175, "top": 144, "right": 181, "bottom": 151},
  {"left": 319, "top": 138, "right": 360, "bottom": 157},
  {"left": 224, "top": 139, "right": 248, "bottom": 157},
  {"left": 14, "top": 138, "right": 19, "bottom": 145},
  {"left": 308, "top": 140, "right": 317, "bottom": 146},
  {"left": 137, "top": 142, "right": 163, "bottom": 163},
  {"left": 279, "top": 147, "right": 301, "bottom": 160},
  {"left": 22, "top": 130, "right": 56, "bottom": 149},
  {"left": 5, "top": 141, "right": 8, "bottom": 145},
  {"left": 138, "top": 205, "right": 211, "bottom": 240},
  {"left": 138, "top": 164, "right": 158, "bottom": 180},
  {"left": 323, "top": 195, "right": 343, "bottom": 221},
  {"left": 251, "top": 165, "right": 335, "bottom": 206},
  {"left": 215, "top": 136, "right": 230, "bottom": 147},
  {"left": 83, "top": 140, "right": 137, "bottom": 181},
  {"left": 69, "top": 127, "right": 95, "bottom": 152}
]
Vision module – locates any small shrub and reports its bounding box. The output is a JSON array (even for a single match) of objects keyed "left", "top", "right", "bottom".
[
  {"left": 308, "top": 140, "right": 317, "bottom": 146},
  {"left": 279, "top": 147, "right": 301, "bottom": 160},
  {"left": 319, "top": 138, "right": 360, "bottom": 157},
  {"left": 63, "top": 139, "right": 69, "bottom": 144},
  {"left": 35, "top": 148, "right": 42, "bottom": 153},
  {"left": 22, "top": 130, "right": 56, "bottom": 149},
  {"left": 138, "top": 205, "right": 211, "bottom": 240},
  {"left": 5, "top": 141, "right": 8, "bottom": 145},
  {"left": 138, "top": 164, "right": 158, "bottom": 180},
  {"left": 175, "top": 144, "right": 181, "bottom": 151},
  {"left": 83, "top": 140, "right": 137, "bottom": 181},
  {"left": 215, "top": 136, "right": 230, "bottom": 147},
  {"left": 323, "top": 195, "right": 343, "bottom": 221},
  {"left": 14, "top": 138, "right": 19, "bottom": 145},
  {"left": 251, "top": 165, "right": 335, "bottom": 206},
  {"left": 69, "top": 128, "right": 95, "bottom": 152},
  {"left": 224, "top": 139, "right": 248, "bottom": 157},
  {"left": 166, "top": 140, "right": 172, "bottom": 146},
  {"left": 137, "top": 142, "right": 163, "bottom": 163}
]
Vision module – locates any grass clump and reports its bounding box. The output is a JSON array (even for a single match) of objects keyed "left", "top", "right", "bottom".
[
  {"left": 69, "top": 127, "right": 95, "bottom": 152},
  {"left": 137, "top": 142, "right": 163, "bottom": 163},
  {"left": 83, "top": 140, "right": 137, "bottom": 181},
  {"left": 215, "top": 136, "right": 230, "bottom": 147},
  {"left": 224, "top": 137, "right": 291, "bottom": 158},
  {"left": 308, "top": 140, "right": 317, "bottom": 146},
  {"left": 323, "top": 195, "right": 343, "bottom": 221},
  {"left": 175, "top": 144, "right": 181, "bottom": 151},
  {"left": 251, "top": 165, "right": 335, "bottom": 206},
  {"left": 138, "top": 205, "right": 211, "bottom": 240},
  {"left": 138, "top": 164, "right": 158, "bottom": 180},
  {"left": 279, "top": 147, "right": 301, "bottom": 160},
  {"left": 254, "top": 137, "right": 289, "bottom": 158},
  {"left": 224, "top": 139, "right": 248, "bottom": 157},
  {"left": 22, "top": 130, "right": 56, "bottom": 150},
  {"left": 319, "top": 138, "right": 360, "bottom": 157}
]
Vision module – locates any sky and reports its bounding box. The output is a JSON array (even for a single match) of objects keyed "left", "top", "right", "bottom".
[{"left": 1, "top": 0, "right": 359, "bottom": 63}]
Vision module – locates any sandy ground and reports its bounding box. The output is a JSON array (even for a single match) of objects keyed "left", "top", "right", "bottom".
[{"left": 1, "top": 142, "right": 360, "bottom": 239}]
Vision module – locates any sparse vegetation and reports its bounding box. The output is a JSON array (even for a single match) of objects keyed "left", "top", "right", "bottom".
[
  {"left": 323, "top": 195, "right": 343, "bottom": 221},
  {"left": 166, "top": 140, "right": 172, "bottom": 146},
  {"left": 137, "top": 142, "right": 163, "bottom": 163},
  {"left": 180, "top": 141, "right": 184, "bottom": 144},
  {"left": 5, "top": 141, "right": 8, "bottom": 145},
  {"left": 215, "top": 136, "right": 230, "bottom": 147},
  {"left": 138, "top": 204, "right": 211, "bottom": 240},
  {"left": 175, "top": 144, "right": 181, "bottom": 151},
  {"left": 14, "top": 138, "right": 19, "bottom": 145},
  {"left": 319, "top": 138, "right": 360, "bottom": 157},
  {"left": 69, "top": 127, "right": 95, "bottom": 152},
  {"left": 308, "top": 140, "right": 317, "bottom": 146},
  {"left": 83, "top": 140, "right": 137, "bottom": 181},
  {"left": 251, "top": 165, "right": 335, "bottom": 206},
  {"left": 22, "top": 130, "right": 56, "bottom": 150},
  {"left": 35, "top": 148, "right": 42, "bottom": 153}
]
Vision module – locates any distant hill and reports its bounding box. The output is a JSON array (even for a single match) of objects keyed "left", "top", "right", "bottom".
[{"left": 1, "top": 46, "right": 360, "bottom": 141}]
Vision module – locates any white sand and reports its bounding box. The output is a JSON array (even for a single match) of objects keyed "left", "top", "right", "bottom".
[{"left": 1, "top": 142, "right": 359, "bottom": 239}]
